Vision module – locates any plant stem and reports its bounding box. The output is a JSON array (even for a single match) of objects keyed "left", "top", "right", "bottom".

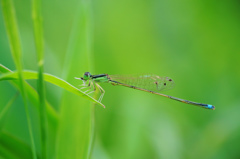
[
  {"left": 31, "top": 0, "right": 47, "bottom": 158},
  {"left": 1, "top": 0, "right": 37, "bottom": 158}
]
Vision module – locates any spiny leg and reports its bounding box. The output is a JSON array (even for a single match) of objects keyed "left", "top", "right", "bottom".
[
  {"left": 75, "top": 78, "right": 99, "bottom": 99},
  {"left": 96, "top": 83, "right": 105, "bottom": 102},
  {"left": 80, "top": 83, "right": 88, "bottom": 90},
  {"left": 79, "top": 83, "right": 86, "bottom": 87},
  {"left": 80, "top": 87, "right": 87, "bottom": 90},
  {"left": 83, "top": 81, "right": 92, "bottom": 93},
  {"left": 75, "top": 77, "right": 87, "bottom": 87},
  {"left": 74, "top": 77, "right": 82, "bottom": 80},
  {"left": 99, "top": 86, "right": 105, "bottom": 102},
  {"left": 95, "top": 83, "right": 103, "bottom": 102},
  {"left": 86, "top": 80, "right": 96, "bottom": 95},
  {"left": 86, "top": 90, "right": 95, "bottom": 95},
  {"left": 76, "top": 77, "right": 88, "bottom": 90},
  {"left": 92, "top": 80, "right": 96, "bottom": 91}
]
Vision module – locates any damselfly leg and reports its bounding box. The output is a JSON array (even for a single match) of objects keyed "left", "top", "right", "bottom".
[
  {"left": 96, "top": 83, "right": 105, "bottom": 102},
  {"left": 75, "top": 77, "right": 104, "bottom": 101}
]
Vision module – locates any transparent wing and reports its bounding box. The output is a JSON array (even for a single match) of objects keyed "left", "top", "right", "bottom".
[{"left": 108, "top": 74, "right": 175, "bottom": 92}]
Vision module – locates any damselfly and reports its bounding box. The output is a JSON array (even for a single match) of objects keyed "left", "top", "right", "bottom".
[{"left": 75, "top": 72, "right": 215, "bottom": 110}]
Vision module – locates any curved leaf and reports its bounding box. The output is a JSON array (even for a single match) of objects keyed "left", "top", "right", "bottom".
[
  {"left": 0, "top": 64, "right": 58, "bottom": 125},
  {"left": 0, "top": 70, "right": 105, "bottom": 108}
]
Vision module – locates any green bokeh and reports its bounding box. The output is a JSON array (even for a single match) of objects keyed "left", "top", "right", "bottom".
[{"left": 1, "top": 0, "right": 240, "bottom": 158}]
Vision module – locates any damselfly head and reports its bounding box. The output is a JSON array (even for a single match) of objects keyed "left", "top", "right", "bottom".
[{"left": 81, "top": 72, "right": 92, "bottom": 80}]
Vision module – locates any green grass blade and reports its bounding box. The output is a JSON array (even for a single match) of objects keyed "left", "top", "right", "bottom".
[
  {"left": 0, "top": 64, "right": 58, "bottom": 123},
  {"left": 0, "top": 64, "right": 59, "bottom": 158},
  {"left": 1, "top": 0, "right": 37, "bottom": 158},
  {"left": 0, "top": 92, "right": 19, "bottom": 131},
  {"left": 31, "top": 0, "right": 47, "bottom": 158},
  {"left": 57, "top": 1, "right": 95, "bottom": 158},
  {"left": 81, "top": 1, "right": 95, "bottom": 157},
  {"left": 0, "top": 130, "right": 37, "bottom": 159},
  {"left": 0, "top": 70, "right": 105, "bottom": 108}
]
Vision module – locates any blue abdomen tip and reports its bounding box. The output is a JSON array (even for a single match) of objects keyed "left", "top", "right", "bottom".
[{"left": 208, "top": 105, "right": 215, "bottom": 110}]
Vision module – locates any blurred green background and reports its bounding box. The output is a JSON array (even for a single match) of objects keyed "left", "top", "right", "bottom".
[{"left": 1, "top": 0, "right": 240, "bottom": 159}]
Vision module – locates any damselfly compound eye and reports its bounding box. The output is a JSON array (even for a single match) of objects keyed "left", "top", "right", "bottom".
[{"left": 82, "top": 72, "right": 92, "bottom": 80}]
